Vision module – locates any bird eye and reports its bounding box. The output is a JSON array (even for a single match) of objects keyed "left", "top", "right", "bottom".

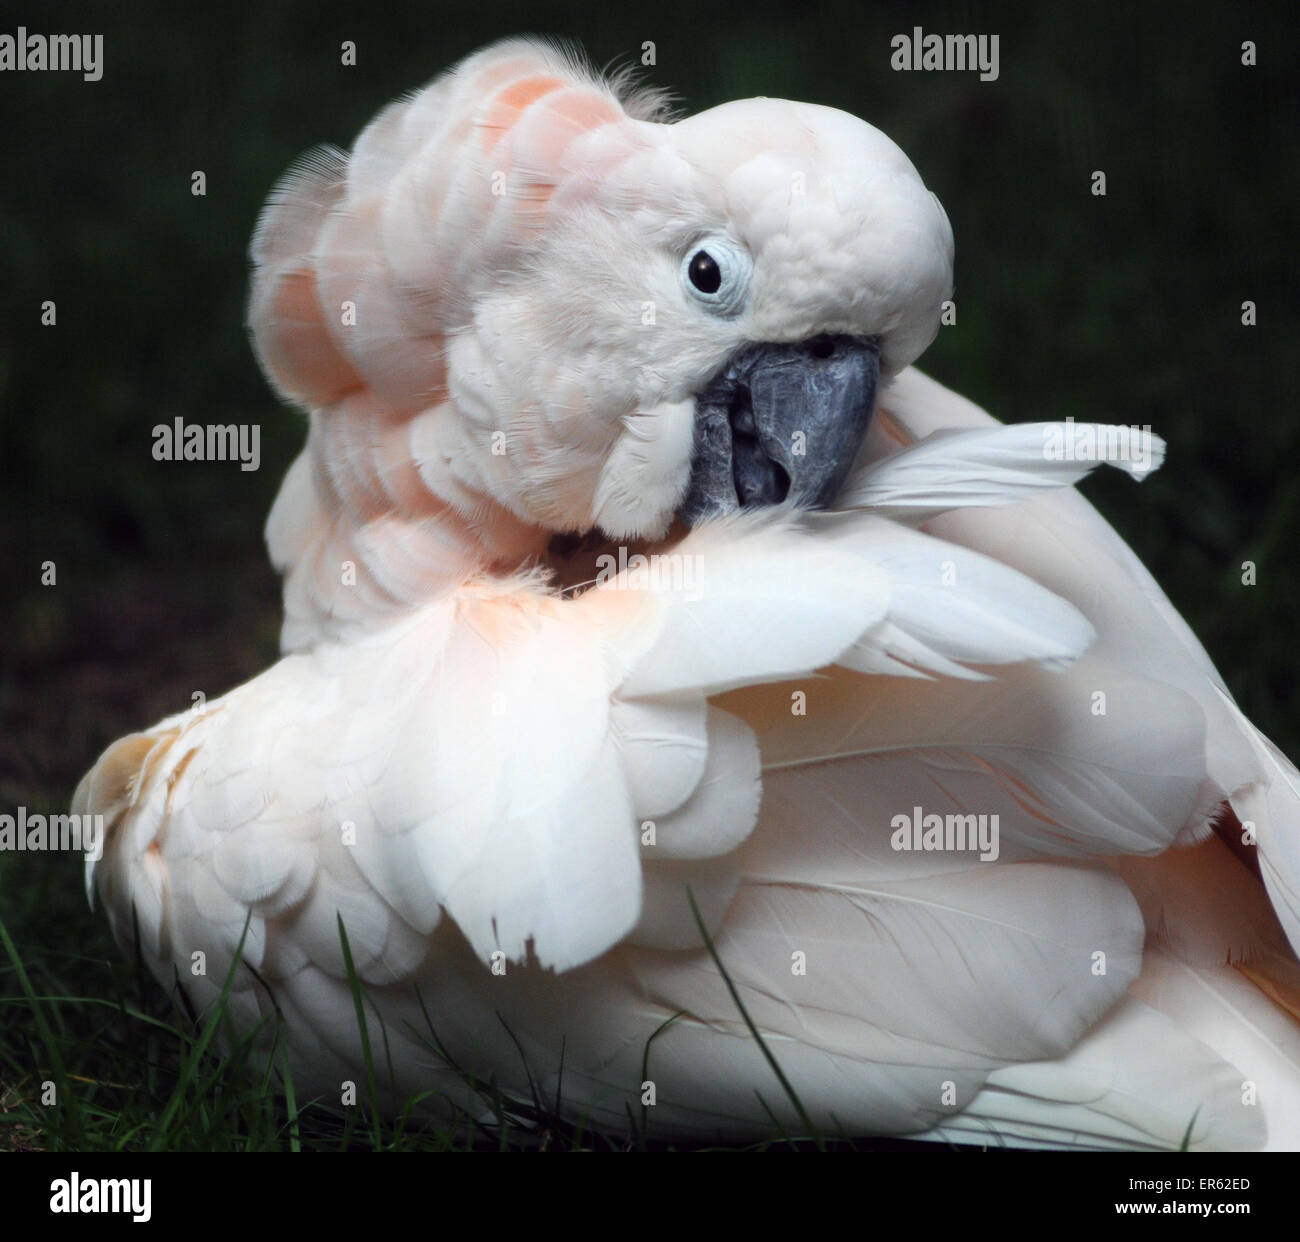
[
  {"left": 681, "top": 236, "right": 751, "bottom": 315},
  {"left": 688, "top": 251, "right": 721, "bottom": 293}
]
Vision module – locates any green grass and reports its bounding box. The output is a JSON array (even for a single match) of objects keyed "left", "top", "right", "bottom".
[
  {"left": 1, "top": 812, "right": 967, "bottom": 1154},
  {"left": 0, "top": 848, "right": 919, "bottom": 1152},
  {"left": 0, "top": 881, "right": 579, "bottom": 1151},
  {"left": 0, "top": 844, "right": 602, "bottom": 1152}
]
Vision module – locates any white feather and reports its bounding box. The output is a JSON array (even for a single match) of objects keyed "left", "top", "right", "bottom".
[{"left": 840, "top": 421, "right": 1165, "bottom": 520}]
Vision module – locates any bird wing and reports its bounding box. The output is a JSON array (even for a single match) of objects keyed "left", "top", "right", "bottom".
[
  {"left": 876, "top": 367, "right": 1300, "bottom": 955},
  {"left": 78, "top": 415, "right": 1295, "bottom": 1145},
  {"left": 80, "top": 472, "right": 1103, "bottom": 975}
]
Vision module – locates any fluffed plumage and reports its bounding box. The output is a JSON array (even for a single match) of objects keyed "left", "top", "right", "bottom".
[{"left": 75, "top": 38, "right": 1300, "bottom": 1150}]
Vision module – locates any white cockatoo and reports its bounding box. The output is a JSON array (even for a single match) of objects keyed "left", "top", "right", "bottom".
[{"left": 75, "top": 39, "right": 1300, "bottom": 1150}]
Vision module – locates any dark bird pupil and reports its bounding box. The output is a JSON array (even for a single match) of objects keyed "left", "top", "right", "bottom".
[{"left": 689, "top": 251, "right": 722, "bottom": 294}]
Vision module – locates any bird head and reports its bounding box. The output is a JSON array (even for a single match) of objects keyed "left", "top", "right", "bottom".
[{"left": 249, "top": 40, "right": 953, "bottom": 552}]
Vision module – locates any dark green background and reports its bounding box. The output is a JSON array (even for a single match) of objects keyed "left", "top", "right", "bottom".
[{"left": 2, "top": 1, "right": 1296, "bottom": 937}]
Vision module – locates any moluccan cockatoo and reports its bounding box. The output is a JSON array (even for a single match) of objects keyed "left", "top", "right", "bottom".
[{"left": 75, "top": 38, "right": 1300, "bottom": 1150}]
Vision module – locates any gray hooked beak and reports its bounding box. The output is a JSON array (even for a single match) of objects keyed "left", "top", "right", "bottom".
[{"left": 677, "top": 334, "right": 880, "bottom": 525}]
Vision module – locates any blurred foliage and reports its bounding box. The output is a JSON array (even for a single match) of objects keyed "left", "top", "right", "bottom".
[{"left": 1, "top": 2, "right": 1296, "bottom": 851}]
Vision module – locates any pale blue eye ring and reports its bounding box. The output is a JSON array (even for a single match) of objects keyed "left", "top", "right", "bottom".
[{"left": 680, "top": 236, "right": 751, "bottom": 316}]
